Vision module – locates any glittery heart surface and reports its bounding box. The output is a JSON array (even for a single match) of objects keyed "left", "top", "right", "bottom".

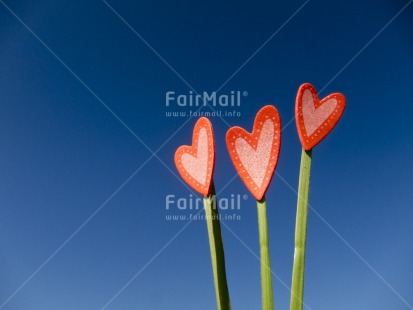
[
  {"left": 175, "top": 117, "right": 215, "bottom": 196},
  {"left": 226, "top": 105, "right": 281, "bottom": 201},
  {"left": 296, "top": 83, "right": 346, "bottom": 150}
]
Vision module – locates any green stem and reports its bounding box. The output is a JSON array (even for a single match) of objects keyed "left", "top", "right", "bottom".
[
  {"left": 203, "top": 183, "right": 231, "bottom": 310},
  {"left": 257, "top": 197, "right": 274, "bottom": 310},
  {"left": 290, "top": 148, "right": 312, "bottom": 310}
]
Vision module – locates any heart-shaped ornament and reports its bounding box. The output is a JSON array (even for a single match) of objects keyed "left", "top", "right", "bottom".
[
  {"left": 226, "top": 105, "right": 281, "bottom": 201},
  {"left": 175, "top": 117, "right": 215, "bottom": 196},
  {"left": 296, "top": 83, "right": 346, "bottom": 150}
]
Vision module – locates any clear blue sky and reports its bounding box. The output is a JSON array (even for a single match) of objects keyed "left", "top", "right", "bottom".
[{"left": 0, "top": 0, "right": 412, "bottom": 309}]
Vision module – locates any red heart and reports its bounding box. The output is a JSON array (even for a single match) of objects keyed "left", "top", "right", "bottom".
[
  {"left": 174, "top": 117, "right": 215, "bottom": 196},
  {"left": 296, "top": 83, "right": 346, "bottom": 150},
  {"left": 226, "top": 105, "right": 281, "bottom": 201}
]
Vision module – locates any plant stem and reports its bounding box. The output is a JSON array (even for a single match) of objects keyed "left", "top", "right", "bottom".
[
  {"left": 257, "top": 197, "right": 274, "bottom": 310},
  {"left": 290, "top": 148, "right": 312, "bottom": 310},
  {"left": 204, "top": 183, "right": 231, "bottom": 310}
]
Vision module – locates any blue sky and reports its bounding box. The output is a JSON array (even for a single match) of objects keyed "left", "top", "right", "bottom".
[{"left": 0, "top": 0, "right": 413, "bottom": 309}]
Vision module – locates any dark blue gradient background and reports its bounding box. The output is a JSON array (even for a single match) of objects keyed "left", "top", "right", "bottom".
[{"left": 0, "top": 0, "right": 412, "bottom": 309}]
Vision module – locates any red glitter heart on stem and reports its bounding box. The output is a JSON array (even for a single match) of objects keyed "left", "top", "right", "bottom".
[
  {"left": 226, "top": 105, "right": 281, "bottom": 200},
  {"left": 174, "top": 117, "right": 215, "bottom": 196},
  {"left": 295, "top": 83, "right": 346, "bottom": 150}
]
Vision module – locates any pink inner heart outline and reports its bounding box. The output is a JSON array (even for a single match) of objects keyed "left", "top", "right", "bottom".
[
  {"left": 235, "top": 119, "right": 274, "bottom": 188},
  {"left": 302, "top": 89, "right": 337, "bottom": 136},
  {"left": 180, "top": 127, "right": 208, "bottom": 186}
]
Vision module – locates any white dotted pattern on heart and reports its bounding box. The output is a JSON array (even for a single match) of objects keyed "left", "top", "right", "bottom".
[
  {"left": 181, "top": 127, "right": 208, "bottom": 185},
  {"left": 235, "top": 119, "right": 274, "bottom": 188},
  {"left": 302, "top": 89, "right": 337, "bottom": 136}
]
